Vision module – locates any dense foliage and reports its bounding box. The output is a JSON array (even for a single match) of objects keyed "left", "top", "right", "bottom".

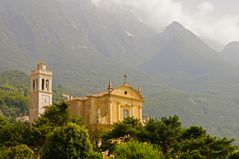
[
  {"left": 113, "top": 141, "right": 163, "bottom": 159},
  {"left": 0, "top": 144, "right": 33, "bottom": 159},
  {"left": 0, "top": 103, "right": 100, "bottom": 159},
  {"left": 102, "top": 116, "right": 239, "bottom": 159},
  {"left": 42, "top": 123, "right": 101, "bottom": 159},
  {"left": 0, "top": 71, "right": 29, "bottom": 91},
  {"left": 0, "top": 83, "right": 28, "bottom": 120},
  {"left": 0, "top": 70, "right": 30, "bottom": 120},
  {"left": 0, "top": 115, "right": 33, "bottom": 159},
  {"left": 0, "top": 102, "right": 239, "bottom": 158}
]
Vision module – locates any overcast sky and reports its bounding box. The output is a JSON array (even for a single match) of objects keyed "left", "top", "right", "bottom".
[{"left": 91, "top": 0, "right": 239, "bottom": 50}]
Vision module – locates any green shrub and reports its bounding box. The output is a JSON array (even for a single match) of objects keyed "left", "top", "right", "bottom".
[{"left": 113, "top": 141, "right": 163, "bottom": 159}]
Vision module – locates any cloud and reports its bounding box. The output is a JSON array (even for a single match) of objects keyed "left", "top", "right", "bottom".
[
  {"left": 91, "top": 0, "right": 239, "bottom": 47},
  {"left": 198, "top": 2, "right": 214, "bottom": 13},
  {"left": 91, "top": 0, "right": 183, "bottom": 31}
]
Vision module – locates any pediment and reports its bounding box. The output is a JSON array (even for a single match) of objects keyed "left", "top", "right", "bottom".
[{"left": 111, "top": 84, "right": 143, "bottom": 101}]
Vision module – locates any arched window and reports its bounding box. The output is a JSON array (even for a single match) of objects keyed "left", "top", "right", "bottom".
[
  {"left": 123, "top": 109, "right": 129, "bottom": 119},
  {"left": 33, "top": 80, "right": 35, "bottom": 91},
  {"left": 42, "top": 79, "right": 45, "bottom": 91},
  {"left": 36, "top": 79, "right": 38, "bottom": 90},
  {"left": 46, "top": 79, "right": 49, "bottom": 91}
]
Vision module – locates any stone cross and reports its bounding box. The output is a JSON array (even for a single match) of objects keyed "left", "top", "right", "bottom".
[{"left": 124, "top": 74, "right": 128, "bottom": 84}]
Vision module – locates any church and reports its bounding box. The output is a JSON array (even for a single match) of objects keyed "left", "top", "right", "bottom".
[{"left": 29, "top": 62, "right": 144, "bottom": 126}]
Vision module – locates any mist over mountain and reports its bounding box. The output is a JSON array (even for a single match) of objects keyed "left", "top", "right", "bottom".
[
  {"left": 144, "top": 21, "right": 217, "bottom": 74},
  {"left": 1, "top": 0, "right": 239, "bottom": 143}
]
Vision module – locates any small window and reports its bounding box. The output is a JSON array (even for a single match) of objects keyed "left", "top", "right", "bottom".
[
  {"left": 124, "top": 91, "right": 128, "bottom": 95},
  {"left": 123, "top": 109, "right": 129, "bottom": 119}
]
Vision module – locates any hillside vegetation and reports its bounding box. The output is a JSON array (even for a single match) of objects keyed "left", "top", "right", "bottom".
[
  {"left": 0, "top": 71, "right": 29, "bottom": 120},
  {"left": 145, "top": 91, "right": 239, "bottom": 141},
  {"left": 1, "top": 103, "right": 238, "bottom": 158},
  {"left": 0, "top": 83, "right": 28, "bottom": 120}
]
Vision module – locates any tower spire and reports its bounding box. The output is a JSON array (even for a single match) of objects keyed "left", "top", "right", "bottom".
[
  {"left": 137, "top": 81, "right": 142, "bottom": 93},
  {"left": 108, "top": 80, "right": 112, "bottom": 93},
  {"left": 138, "top": 86, "right": 142, "bottom": 94}
]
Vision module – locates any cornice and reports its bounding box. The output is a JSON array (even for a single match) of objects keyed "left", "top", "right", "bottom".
[{"left": 110, "top": 94, "right": 144, "bottom": 102}]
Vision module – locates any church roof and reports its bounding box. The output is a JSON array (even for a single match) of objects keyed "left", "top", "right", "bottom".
[
  {"left": 88, "top": 92, "right": 108, "bottom": 97},
  {"left": 67, "top": 97, "right": 88, "bottom": 102},
  {"left": 67, "top": 83, "right": 143, "bottom": 102},
  {"left": 86, "top": 84, "right": 143, "bottom": 100}
]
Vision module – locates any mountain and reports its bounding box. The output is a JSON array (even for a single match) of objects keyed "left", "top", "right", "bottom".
[
  {"left": 0, "top": 0, "right": 161, "bottom": 95},
  {"left": 222, "top": 41, "right": 239, "bottom": 63},
  {"left": 141, "top": 21, "right": 239, "bottom": 97},
  {"left": 1, "top": 0, "right": 239, "bottom": 144},
  {"left": 144, "top": 21, "right": 218, "bottom": 74}
]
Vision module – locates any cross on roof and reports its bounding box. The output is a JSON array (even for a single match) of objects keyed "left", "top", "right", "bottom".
[{"left": 124, "top": 74, "right": 128, "bottom": 84}]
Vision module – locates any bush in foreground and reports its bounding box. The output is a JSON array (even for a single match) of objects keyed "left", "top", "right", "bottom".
[
  {"left": 113, "top": 141, "right": 163, "bottom": 159},
  {"left": 42, "top": 123, "right": 101, "bottom": 159}
]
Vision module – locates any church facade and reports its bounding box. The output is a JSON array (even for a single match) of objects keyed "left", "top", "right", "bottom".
[
  {"left": 29, "top": 63, "right": 144, "bottom": 126},
  {"left": 67, "top": 81, "right": 143, "bottom": 126}
]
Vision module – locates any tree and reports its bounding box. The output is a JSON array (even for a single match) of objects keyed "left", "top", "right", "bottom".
[
  {"left": 180, "top": 127, "right": 236, "bottom": 159},
  {"left": 0, "top": 144, "right": 33, "bottom": 159},
  {"left": 29, "top": 102, "right": 70, "bottom": 147},
  {"left": 102, "top": 117, "right": 143, "bottom": 152},
  {"left": 1, "top": 102, "right": 94, "bottom": 158},
  {"left": 0, "top": 116, "right": 32, "bottom": 147},
  {"left": 41, "top": 102, "right": 70, "bottom": 127},
  {"left": 229, "top": 151, "right": 239, "bottom": 159},
  {"left": 42, "top": 123, "right": 101, "bottom": 159},
  {"left": 104, "top": 115, "right": 238, "bottom": 158},
  {"left": 108, "top": 117, "right": 142, "bottom": 139},
  {"left": 142, "top": 116, "right": 238, "bottom": 158},
  {"left": 28, "top": 102, "right": 84, "bottom": 156},
  {"left": 0, "top": 115, "right": 9, "bottom": 147},
  {"left": 142, "top": 115, "right": 182, "bottom": 157},
  {"left": 180, "top": 136, "right": 235, "bottom": 159},
  {"left": 112, "top": 141, "right": 163, "bottom": 159},
  {"left": 180, "top": 126, "right": 206, "bottom": 140}
]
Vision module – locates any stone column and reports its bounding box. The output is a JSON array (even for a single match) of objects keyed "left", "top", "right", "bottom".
[
  {"left": 139, "top": 106, "right": 142, "bottom": 121},
  {"left": 117, "top": 102, "right": 121, "bottom": 121},
  {"left": 132, "top": 104, "right": 135, "bottom": 117},
  {"left": 109, "top": 100, "right": 113, "bottom": 124}
]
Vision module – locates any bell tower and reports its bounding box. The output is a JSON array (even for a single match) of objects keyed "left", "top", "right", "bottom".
[{"left": 29, "top": 62, "right": 52, "bottom": 123}]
